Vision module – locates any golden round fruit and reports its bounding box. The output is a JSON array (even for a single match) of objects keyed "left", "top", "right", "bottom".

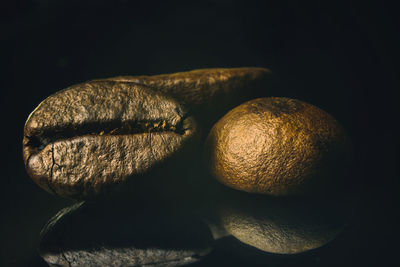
[{"left": 205, "top": 97, "right": 351, "bottom": 196}]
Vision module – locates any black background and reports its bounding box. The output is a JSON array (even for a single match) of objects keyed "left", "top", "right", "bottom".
[{"left": 1, "top": 0, "right": 398, "bottom": 266}]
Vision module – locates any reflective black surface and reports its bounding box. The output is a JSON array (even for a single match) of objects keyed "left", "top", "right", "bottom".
[{"left": 2, "top": 1, "right": 397, "bottom": 266}]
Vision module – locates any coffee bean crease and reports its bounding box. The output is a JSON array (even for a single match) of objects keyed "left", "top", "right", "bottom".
[{"left": 23, "top": 81, "right": 196, "bottom": 198}]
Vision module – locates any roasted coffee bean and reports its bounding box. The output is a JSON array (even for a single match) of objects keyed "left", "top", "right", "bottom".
[
  {"left": 98, "top": 67, "right": 270, "bottom": 109},
  {"left": 39, "top": 201, "right": 214, "bottom": 267},
  {"left": 23, "top": 68, "right": 270, "bottom": 199},
  {"left": 205, "top": 97, "right": 352, "bottom": 196},
  {"left": 98, "top": 67, "right": 271, "bottom": 135},
  {"left": 23, "top": 82, "right": 197, "bottom": 199}
]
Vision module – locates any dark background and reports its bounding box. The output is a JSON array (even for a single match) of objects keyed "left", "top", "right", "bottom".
[{"left": 1, "top": 0, "right": 398, "bottom": 266}]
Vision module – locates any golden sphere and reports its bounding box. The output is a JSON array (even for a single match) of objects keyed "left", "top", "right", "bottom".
[{"left": 205, "top": 97, "right": 351, "bottom": 196}]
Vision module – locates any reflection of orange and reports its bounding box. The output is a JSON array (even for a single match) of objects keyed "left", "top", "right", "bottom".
[
  {"left": 218, "top": 193, "right": 346, "bottom": 254},
  {"left": 205, "top": 97, "right": 351, "bottom": 196}
]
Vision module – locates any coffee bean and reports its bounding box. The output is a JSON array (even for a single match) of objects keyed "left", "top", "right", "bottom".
[
  {"left": 39, "top": 201, "right": 214, "bottom": 267},
  {"left": 23, "top": 81, "right": 197, "bottom": 199},
  {"left": 97, "top": 67, "right": 271, "bottom": 136},
  {"left": 23, "top": 68, "right": 270, "bottom": 199},
  {"left": 98, "top": 67, "right": 270, "bottom": 110}
]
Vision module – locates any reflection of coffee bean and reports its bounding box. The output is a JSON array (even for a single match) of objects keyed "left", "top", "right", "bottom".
[
  {"left": 23, "top": 82, "right": 196, "bottom": 199},
  {"left": 217, "top": 191, "right": 347, "bottom": 254},
  {"left": 39, "top": 201, "right": 214, "bottom": 267},
  {"left": 205, "top": 97, "right": 352, "bottom": 196}
]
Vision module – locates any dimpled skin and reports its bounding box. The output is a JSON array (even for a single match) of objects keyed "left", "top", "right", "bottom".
[{"left": 205, "top": 97, "right": 351, "bottom": 196}]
